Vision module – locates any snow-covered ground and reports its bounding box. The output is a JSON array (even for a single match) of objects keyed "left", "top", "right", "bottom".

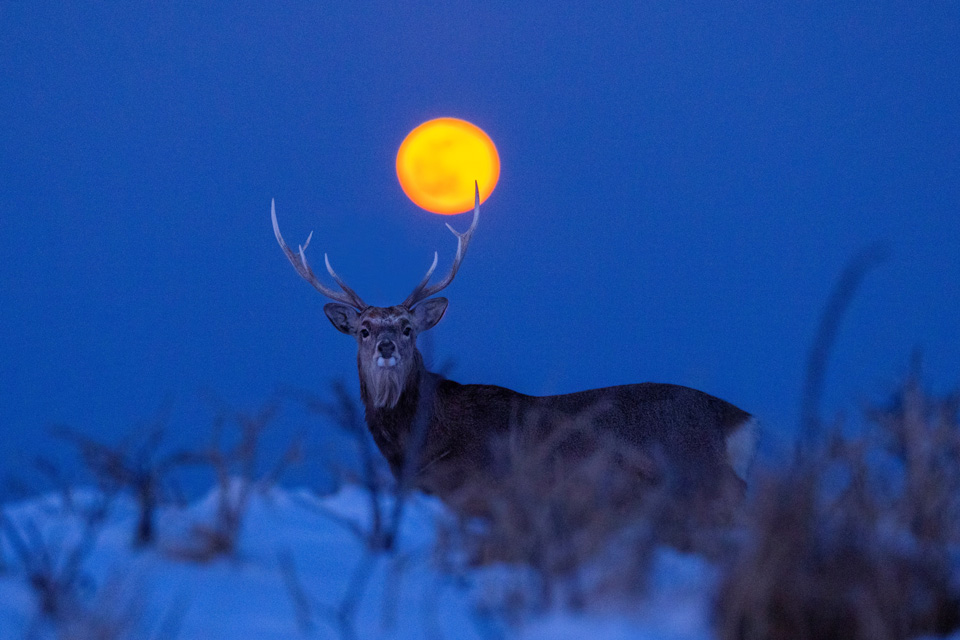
[{"left": 0, "top": 483, "right": 717, "bottom": 639}]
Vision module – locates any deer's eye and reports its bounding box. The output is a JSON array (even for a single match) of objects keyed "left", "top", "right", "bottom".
[
  {"left": 403, "top": 326, "right": 412, "bottom": 337},
  {"left": 360, "top": 329, "right": 370, "bottom": 339}
]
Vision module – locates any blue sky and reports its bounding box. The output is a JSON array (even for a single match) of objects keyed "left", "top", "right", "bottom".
[{"left": 2, "top": 2, "right": 958, "bottom": 493}]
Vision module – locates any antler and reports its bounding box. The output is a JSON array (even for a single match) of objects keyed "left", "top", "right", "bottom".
[
  {"left": 402, "top": 181, "right": 481, "bottom": 309},
  {"left": 271, "top": 199, "right": 368, "bottom": 310}
]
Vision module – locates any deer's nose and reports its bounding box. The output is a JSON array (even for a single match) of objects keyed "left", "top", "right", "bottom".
[{"left": 377, "top": 340, "right": 395, "bottom": 357}]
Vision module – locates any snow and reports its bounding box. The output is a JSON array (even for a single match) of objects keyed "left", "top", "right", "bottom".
[
  {"left": 518, "top": 550, "right": 716, "bottom": 640},
  {"left": 0, "top": 483, "right": 717, "bottom": 639}
]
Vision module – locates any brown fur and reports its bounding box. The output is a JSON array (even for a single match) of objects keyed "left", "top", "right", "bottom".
[
  {"left": 360, "top": 348, "right": 751, "bottom": 506},
  {"left": 272, "top": 202, "right": 752, "bottom": 512}
]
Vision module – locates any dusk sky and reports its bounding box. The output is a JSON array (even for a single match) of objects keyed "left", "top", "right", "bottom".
[{"left": 2, "top": 3, "right": 958, "bottom": 495}]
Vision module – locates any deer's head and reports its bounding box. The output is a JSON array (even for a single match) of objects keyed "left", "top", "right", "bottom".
[{"left": 272, "top": 184, "right": 479, "bottom": 409}]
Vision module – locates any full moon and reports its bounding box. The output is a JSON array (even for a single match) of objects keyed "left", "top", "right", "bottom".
[{"left": 396, "top": 118, "right": 500, "bottom": 215}]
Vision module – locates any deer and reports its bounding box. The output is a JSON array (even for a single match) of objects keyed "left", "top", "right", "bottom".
[{"left": 271, "top": 185, "right": 758, "bottom": 517}]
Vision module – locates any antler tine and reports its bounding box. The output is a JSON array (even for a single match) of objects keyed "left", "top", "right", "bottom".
[
  {"left": 271, "top": 199, "right": 367, "bottom": 310},
  {"left": 323, "top": 253, "right": 368, "bottom": 308},
  {"left": 402, "top": 181, "right": 481, "bottom": 309},
  {"left": 405, "top": 252, "right": 439, "bottom": 303}
]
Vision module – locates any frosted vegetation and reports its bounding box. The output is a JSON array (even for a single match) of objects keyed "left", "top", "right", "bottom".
[
  {"left": 1, "top": 372, "right": 959, "bottom": 640},
  {"left": 2, "top": 253, "right": 959, "bottom": 639}
]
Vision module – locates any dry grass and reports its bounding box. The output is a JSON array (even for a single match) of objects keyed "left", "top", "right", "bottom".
[
  {"left": 0, "top": 493, "right": 167, "bottom": 639},
  {"left": 165, "top": 401, "right": 301, "bottom": 562},
  {"left": 290, "top": 381, "right": 396, "bottom": 550},
  {"left": 52, "top": 423, "right": 183, "bottom": 549},
  {"left": 871, "top": 377, "right": 960, "bottom": 546},
  {"left": 437, "top": 403, "right": 747, "bottom": 611},
  {"left": 716, "top": 378, "right": 960, "bottom": 640},
  {"left": 0, "top": 494, "right": 108, "bottom": 624},
  {"left": 429, "top": 373, "right": 960, "bottom": 635}
]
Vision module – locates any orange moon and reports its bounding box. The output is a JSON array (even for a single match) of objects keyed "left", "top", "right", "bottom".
[{"left": 396, "top": 118, "right": 500, "bottom": 215}]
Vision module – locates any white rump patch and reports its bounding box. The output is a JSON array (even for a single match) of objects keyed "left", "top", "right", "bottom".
[{"left": 726, "top": 416, "right": 759, "bottom": 480}]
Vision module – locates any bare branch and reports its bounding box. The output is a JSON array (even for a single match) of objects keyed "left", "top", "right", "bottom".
[
  {"left": 52, "top": 421, "right": 182, "bottom": 548},
  {"left": 277, "top": 549, "right": 315, "bottom": 634},
  {"left": 0, "top": 488, "right": 110, "bottom": 624},
  {"left": 165, "top": 400, "right": 297, "bottom": 562},
  {"left": 289, "top": 382, "right": 391, "bottom": 548}
]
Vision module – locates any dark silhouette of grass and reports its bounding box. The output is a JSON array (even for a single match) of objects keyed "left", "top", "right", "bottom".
[
  {"left": 165, "top": 400, "right": 301, "bottom": 562},
  {"left": 798, "top": 242, "right": 889, "bottom": 458},
  {"left": 717, "top": 378, "right": 960, "bottom": 640},
  {"left": 52, "top": 420, "right": 183, "bottom": 548},
  {"left": 717, "top": 243, "right": 960, "bottom": 640}
]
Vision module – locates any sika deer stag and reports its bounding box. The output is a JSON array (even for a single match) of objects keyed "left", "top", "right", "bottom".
[{"left": 272, "top": 186, "right": 757, "bottom": 509}]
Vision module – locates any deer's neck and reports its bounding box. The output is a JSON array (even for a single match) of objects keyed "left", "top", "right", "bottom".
[{"left": 360, "top": 353, "right": 441, "bottom": 477}]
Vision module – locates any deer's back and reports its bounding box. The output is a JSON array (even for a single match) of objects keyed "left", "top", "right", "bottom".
[
  {"left": 435, "top": 380, "right": 750, "bottom": 468},
  {"left": 540, "top": 382, "right": 748, "bottom": 463}
]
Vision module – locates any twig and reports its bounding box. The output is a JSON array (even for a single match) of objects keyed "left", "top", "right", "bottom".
[
  {"left": 319, "top": 550, "right": 378, "bottom": 640},
  {"left": 384, "top": 374, "right": 437, "bottom": 550},
  {"left": 798, "top": 242, "right": 889, "bottom": 459},
  {"left": 166, "top": 399, "right": 294, "bottom": 562},
  {"left": 51, "top": 401, "right": 182, "bottom": 548},
  {"left": 287, "top": 382, "right": 391, "bottom": 548},
  {"left": 284, "top": 375, "right": 434, "bottom": 636},
  {"left": 151, "top": 591, "right": 189, "bottom": 640},
  {"left": 277, "top": 549, "right": 314, "bottom": 634},
  {"left": 380, "top": 552, "right": 410, "bottom": 630},
  {"left": 0, "top": 487, "right": 110, "bottom": 624},
  {"left": 289, "top": 493, "right": 368, "bottom": 541}
]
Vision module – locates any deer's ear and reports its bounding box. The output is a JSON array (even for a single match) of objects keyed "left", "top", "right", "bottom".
[
  {"left": 413, "top": 297, "right": 448, "bottom": 331},
  {"left": 324, "top": 303, "right": 359, "bottom": 335}
]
